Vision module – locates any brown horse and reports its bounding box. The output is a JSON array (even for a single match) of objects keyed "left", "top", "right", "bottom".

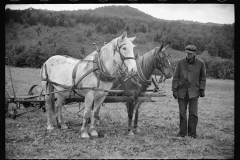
[{"left": 95, "top": 44, "right": 174, "bottom": 136}]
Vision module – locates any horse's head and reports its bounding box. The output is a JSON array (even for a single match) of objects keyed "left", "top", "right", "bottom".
[
  {"left": 112, "top": 31, "right": 137, "bottom": 76},
  {"left": 154, "top": 45, "right": 174, "bottom": 79}
]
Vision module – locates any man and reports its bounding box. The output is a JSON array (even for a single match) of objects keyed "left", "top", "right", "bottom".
[{"left": 172, "top": 45, "right": 206, "bottom": 138}]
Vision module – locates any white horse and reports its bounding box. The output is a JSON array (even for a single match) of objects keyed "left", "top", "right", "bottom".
[{"left": 40, "top": 31, "right": 137, "bottom": 138}]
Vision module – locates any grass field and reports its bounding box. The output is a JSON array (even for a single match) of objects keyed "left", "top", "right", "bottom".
[{"left": 5, "top": 66, "right": 234, "bottom": 159}]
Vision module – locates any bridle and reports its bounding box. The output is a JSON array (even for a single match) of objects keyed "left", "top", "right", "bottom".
[
  {"left": 93, "top": 39, "right": 137, "bottom": 81},
  {"left": 152, "top": 47, "right": 171, "bottom": 86},
  {"left": 135, "top": 47, "right": 168, "bottom": 86},
  {"left": 113, "top": 39, "right": 136, "bottom": 68},
  {"left": 114, "top": 46, "right": 170, "bottom": 90}
]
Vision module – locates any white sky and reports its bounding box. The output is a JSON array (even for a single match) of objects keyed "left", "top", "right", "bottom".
[{"left": 5, "top": 4, "right": 234, "bottom": 24}]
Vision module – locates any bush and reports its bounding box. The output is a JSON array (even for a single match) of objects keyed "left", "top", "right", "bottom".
[
  {"left": 197, "top": 51, "right": 212, "bottom": 70},
  {"left": 13, "top": 52, "right": 28, "bottom": 67},
  {"left": 55, "top": 45, "right": 70, "bottom": 56},
  {"left": 171, "top": 51, "right": 234, "bottom": 80},
  {"left": 26, "top": 45, "right": 48, "bottom": 68},
  {"left": 207, "top": 57, "right": 234, "bottom": 80}
]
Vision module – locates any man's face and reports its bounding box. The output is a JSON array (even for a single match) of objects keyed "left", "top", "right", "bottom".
[{"left": 186, "top": 52, "right": 195, "bottom": 59}]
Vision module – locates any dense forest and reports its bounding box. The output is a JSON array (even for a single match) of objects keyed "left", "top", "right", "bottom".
[{"left": 5, "top": 6, "right": 234, "bottom": 79}]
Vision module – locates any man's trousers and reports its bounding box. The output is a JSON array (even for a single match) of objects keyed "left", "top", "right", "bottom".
[{"left": 177, "top": 93, "right": 198, "bottom": 136}]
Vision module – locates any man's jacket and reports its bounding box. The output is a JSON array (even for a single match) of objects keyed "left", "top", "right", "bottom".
[{"left": 172, "top": 57, "right": 206, "bottom": 99}]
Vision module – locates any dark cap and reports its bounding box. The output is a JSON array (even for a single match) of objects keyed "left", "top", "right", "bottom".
[{"left": 185, "top": 45, "right": 197, "bottom": 54}]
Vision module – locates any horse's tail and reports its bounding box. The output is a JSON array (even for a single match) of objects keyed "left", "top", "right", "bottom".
[
  {"left": 40, "top": 63, "right": 55, "bottom": 114},
  {"left": 48, "top": 82, "right": 55, "bottom": 114}
]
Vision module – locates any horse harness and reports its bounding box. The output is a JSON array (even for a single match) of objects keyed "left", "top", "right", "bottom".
[
  {"left": 115, "top": 47, "right": 167, "bottom": 90},
  {"left": 41, "top": 42, "right": 136, "bottom": 97}
]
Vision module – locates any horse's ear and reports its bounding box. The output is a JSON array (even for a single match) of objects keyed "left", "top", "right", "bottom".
[
  {"left": 159, "top": 44, "right": 164, "bottom": 52},
  {"left": 128, "top": 36, "right": 136, "bottom": 42},
  {"left": 164, "top": 44, "right": 169, "bottom": 50},
  {"left": 157, "top": 45, "right": 164, "bottom": 58},
  {"left": 120, "top": 31, "right": 127, "bottom": 41}
]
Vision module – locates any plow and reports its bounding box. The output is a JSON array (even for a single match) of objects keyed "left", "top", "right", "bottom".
[{"left": 6, "top": 84, "right": 166, "bottom": 118}]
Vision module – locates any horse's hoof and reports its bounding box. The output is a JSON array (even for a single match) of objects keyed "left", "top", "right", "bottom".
[
  {"left": 128, "top": 130, "right": 135, "bottom": 136},
  {"left": 90, "top": 130, "right": 98, "bottom": 137},
  {"left": 81, "top": 132, "right": 90, "bottom": 139},
  {"left": 47, "top": 125, "right": 54, "bottom": 130},
  {"left": 61, "top": 124, "right": 68, "bottom": 130},
  {"left": 135, "top": 128, "right": 141, "bottom": 133}
]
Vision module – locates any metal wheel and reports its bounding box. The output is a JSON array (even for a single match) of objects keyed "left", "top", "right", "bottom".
[{"left": 23, "top": 85, "right": 45, "bottom": 111}]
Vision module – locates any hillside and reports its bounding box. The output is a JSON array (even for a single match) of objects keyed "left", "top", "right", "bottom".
[
  {"left": 5, "top": 6, "right": 234, "bottom": 79},
  {"left": 176, "top": 20, "right": 224, "bottom": 26},
  {"left": 90, "top": 5, "right": 158, "bottom": 21}
]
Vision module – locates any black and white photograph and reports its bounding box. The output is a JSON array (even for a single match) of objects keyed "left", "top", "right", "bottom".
[{"left": 5, "top": 3, "right": 234, "bottom": 159}]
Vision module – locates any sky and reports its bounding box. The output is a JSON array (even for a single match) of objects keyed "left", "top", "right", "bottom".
[{"left": 5, "top": 4, "right": 234, "bottom": 24}]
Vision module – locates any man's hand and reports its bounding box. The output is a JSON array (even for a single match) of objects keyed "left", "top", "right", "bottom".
[
  {"left": 199, "top": 89, "right": 205, "bottom": 97},
  {"left": 173, "top": 91, "right": 178, "bottom": 99}
]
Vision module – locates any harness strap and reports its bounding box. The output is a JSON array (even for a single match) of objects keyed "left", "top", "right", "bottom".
[
  {"left": 41, "top": 59, "right": 98, "bottom": 96},
  {"left": 49, "top": 79, "right": 71, "bottom": 90},
  {"left": 95, "top": 50, "right": 116, "bottom": 82},
  {"left": 72, "top": 60, "right": 82, "bottom": 85},
  {"left": 74, "top": 66, "right": 99, "bottom": 88},
  {"left": 41, "top": 48, "right": 118, "bottom": 97}
]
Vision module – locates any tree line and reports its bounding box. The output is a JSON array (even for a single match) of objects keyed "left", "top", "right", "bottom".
[
  {"left": 5, "top": 7, "right": 234, "bottom": 79},
  {"left": 5, "top": 7, "right": 234, "bottom": 59}
]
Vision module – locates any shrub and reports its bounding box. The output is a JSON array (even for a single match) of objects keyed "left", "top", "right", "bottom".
[
  {"left": 26, "top": 45, "right": 48, "bottom": 68},
  {"left": 207, "top": 57, "right": 234, "bottom": 80},
  {"left": 55, "top": 45, "right": 70, "bottom": 56},
  {"left": 197, "top": 51, "right": 212, "bottom": 70},
  {"left": 171, "top": 51, "right": 234, "bottom": 80}
]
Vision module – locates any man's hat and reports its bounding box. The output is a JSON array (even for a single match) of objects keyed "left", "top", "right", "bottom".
[{"left": 185, "top": 45, "right": 197, "bottom": 54}]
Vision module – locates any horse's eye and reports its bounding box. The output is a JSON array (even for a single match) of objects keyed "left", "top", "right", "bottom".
[{"left": 122, "top": 47, "right": 126, "bottom": 50}]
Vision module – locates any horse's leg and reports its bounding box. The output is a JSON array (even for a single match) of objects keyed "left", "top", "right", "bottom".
[
  {"left": 90, "top": 96, "right": 106, "bottom": 137},
  {"left": 86, "top": 103, "right": 94, "bottom": 125},
  {"left": 81, "top": 92, "right": 94, "bottom": 138},
  {"left": 94, "top": 103, "right": 101, "bottom": 126},
  {"left": 88, "top": 103, "right": 101, "bottom": 126},
  {"left": 54, "top": 94, "right": 59, "bottom": 126},
  {"left": 126, "top": 102, "right": 135, "bottom": 136},
  {"left": 42, "top": 81, "right": 54, "bottom": 130},
  {"left": 55, "top": 93, "right": 68, "bottom": 129},
  {"left": 133, "top": 102, "right": 142, "bottom": 133}
]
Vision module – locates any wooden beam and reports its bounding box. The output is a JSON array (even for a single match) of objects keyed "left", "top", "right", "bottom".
[
  {"left": 64, "top": 96, "right": 156, "bottom": 103},
  {"left": 9, "top": 94, "right": 165, "bottom": 104},
  {"left": 142, "top": 92, "right": 166, "bottom": 97}
]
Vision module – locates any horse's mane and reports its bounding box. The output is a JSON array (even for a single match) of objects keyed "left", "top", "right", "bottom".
[
  {"left": 137, "top": 47, "right": 157, "bottom": 79},
  {"left": 61, "top": 55, "right": 80, "bottom": 60},
  {"left": 83, "top": 37, "right": 118, "bottom": 61}
]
